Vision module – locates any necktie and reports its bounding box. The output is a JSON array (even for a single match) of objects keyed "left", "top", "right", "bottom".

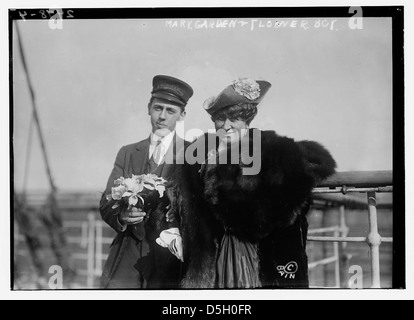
[{"left": 152, "top": 138, "right": 163, "bottom": 165}]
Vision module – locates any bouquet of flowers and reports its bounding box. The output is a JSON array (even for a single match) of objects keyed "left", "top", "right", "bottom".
[
  {"left": 106, "top": 173, "right": 168, "bottom": 211},
  {"left": 105, "top": 173, "right": 183, "bottom": 262}
]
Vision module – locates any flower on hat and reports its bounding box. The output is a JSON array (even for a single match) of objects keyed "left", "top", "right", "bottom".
[{"left": 232, "top": 77, "right": 261, "bottom": 101}]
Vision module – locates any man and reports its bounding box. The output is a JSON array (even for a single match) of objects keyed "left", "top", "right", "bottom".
[{"left": 99, "top": 75, "right": 193, "bottom": 289}]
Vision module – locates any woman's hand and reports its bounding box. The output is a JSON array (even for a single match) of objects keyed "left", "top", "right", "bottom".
[
  {"left": 165, "top": 204, "right": 176, "bottom": 223},
  {"left": 165, "top": 186, "right": 179, "bottom": 223}
]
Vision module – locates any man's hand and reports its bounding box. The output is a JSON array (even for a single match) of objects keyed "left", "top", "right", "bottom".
[{"left": 119, "top": 207, "right": 146, "bottom": 225}]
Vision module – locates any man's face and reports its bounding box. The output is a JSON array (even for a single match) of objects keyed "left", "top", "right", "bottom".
[{"left": 148, "top": 98, "right": 186, "bottom": 136}]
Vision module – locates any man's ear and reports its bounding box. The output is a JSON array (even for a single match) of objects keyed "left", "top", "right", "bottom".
[
  {"left": 179, "top": 110, "right": 186, "bottom": 122},
  {"left": 148, "top": 104, "right": 151, "bottom": 116}
]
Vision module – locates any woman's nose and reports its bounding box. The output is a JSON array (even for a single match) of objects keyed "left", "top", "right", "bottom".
[{"left": 223, "top": 119, "right": 233, "bottom": 130}]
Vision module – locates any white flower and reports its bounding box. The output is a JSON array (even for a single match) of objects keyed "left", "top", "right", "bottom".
[
  {"left": 155, "top": 185, "right": 166, "bottom": 198},
  {"left": 140, "top": 174, "right": 167, "bottom": 196},
  {"left": 111, "top": 185, "right": 127, "bottom": 200},
  {"left": 232, "top": 77, "right": 261, "bottom": 100},
  {"left": 114, "top": 177, "right": 125, "bottom": 186},
  {"left": 124, "top": 177, "right": 144, "bottom": 194}
]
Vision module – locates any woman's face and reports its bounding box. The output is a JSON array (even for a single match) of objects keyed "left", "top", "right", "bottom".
[{"left": 214, "top": 117, "right": 249, "bottom": 141}]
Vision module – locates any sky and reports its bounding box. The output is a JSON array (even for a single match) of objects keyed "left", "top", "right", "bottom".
[{"left": 12, "top": 16, "right": 394, "bottom": 192}]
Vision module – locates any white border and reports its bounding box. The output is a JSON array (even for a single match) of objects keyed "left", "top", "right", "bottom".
[{"left": 2, "top": 0, "right": 412, "bottom": 300}]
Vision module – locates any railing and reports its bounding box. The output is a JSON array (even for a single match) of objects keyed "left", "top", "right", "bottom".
[
  {"left": 60, "top": 214, "right": 100, "bottom": 287},
  {"left": 308, "top": 170, "right": 393, "bottom": 288},
  {"left": 13, "top": 192, "right": 115, "bottom": 289},
  {"left": 63, "top": 213, "right": 113, "bottom": 288},
  {"left": 14, "top": 170, "right": 393, "bottom": 289}
]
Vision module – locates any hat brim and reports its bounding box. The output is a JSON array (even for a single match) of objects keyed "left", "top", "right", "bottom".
[{"left": 152, "top": 92, "right": 186, "bottom": 107}]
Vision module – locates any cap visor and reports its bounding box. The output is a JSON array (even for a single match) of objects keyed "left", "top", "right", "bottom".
[{"left": 152, "top": 92, "right": 186, "bottom": 106}]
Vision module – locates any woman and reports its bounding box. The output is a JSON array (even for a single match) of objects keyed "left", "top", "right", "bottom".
[{"left": 172, "top": 77, "right": 336, "bottom": 288}]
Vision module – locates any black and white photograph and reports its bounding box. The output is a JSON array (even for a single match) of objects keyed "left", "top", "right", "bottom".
[{"left": 4, "top": 2, "right": 410, "bottom": 301}]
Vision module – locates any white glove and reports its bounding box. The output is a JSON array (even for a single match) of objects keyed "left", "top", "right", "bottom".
[{"left": 156, "top": 228, "right": 184, "bottom": 262}]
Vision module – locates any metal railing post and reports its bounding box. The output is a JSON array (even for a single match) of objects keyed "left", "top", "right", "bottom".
[
  {"left": 321, "top": 208, "right": 329, "bottom": 286},
  {"left": 87, "top": 212, "right": 95, "bottom": 288},
  {"left": 95, "top": 220, "right": 103, "bottom": 277},
  {"left": 338, "top": 205, "right": 351, "bottom": 288},
  {"left": 367, "top": 192, "right": 382, "bottom": 288},
  {"left": 333, "top": 229, "right": 340, "bottom": 288}
]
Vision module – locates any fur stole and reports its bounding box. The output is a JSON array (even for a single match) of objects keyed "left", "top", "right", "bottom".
[{"left": 175, "top": 129, "right": 336, "bottom": 288}]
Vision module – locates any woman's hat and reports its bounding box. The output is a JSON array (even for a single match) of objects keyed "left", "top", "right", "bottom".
[{"left": 204, "top": 77, "right": 271, "bottom": 115}]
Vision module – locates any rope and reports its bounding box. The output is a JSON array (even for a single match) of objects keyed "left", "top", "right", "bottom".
[
  {"left": 15, "top": 22, "right": 57, "bottom": 193},
  {"left": 14, "top": 22, "right": 75, "bottom": 286},
  {"left": 22, "top": 110, "right": 34, "bottom": 196}
]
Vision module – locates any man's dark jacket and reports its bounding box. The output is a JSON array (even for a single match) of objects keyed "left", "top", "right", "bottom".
[{"left": 99, "top": 135, "right": 189, "bottom": 289}]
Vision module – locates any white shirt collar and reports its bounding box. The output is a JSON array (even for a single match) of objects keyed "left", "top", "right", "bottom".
[
  {"left": 151, "top": 130, "right": 175, "bottom": 145},
  {"left": 149, "top": 130, "right": 176, "bottom": 160}
]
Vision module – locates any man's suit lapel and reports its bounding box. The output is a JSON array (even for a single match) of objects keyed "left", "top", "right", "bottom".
[{"left": 128, "top": 137, "right": 151, "bottom": 176}]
